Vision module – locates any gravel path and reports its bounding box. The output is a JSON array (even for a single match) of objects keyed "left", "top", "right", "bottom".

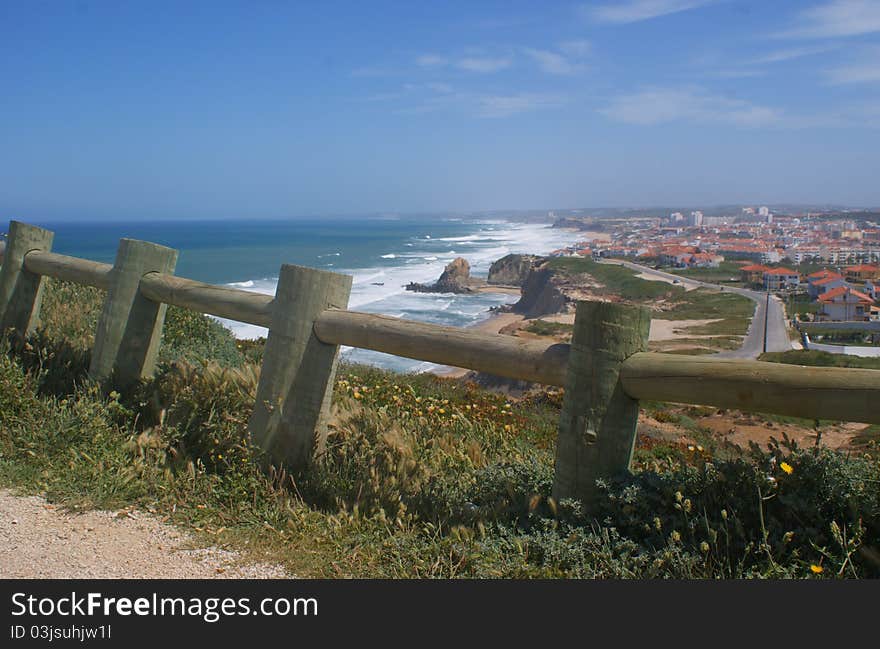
[{"left": 0, "top": 489, "right": 290, "bottom": 579}]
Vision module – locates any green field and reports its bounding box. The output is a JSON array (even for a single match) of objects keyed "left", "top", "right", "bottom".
[
  {"left": 759, "top": 349, "right": 880, "bottom": 370},
  {"left": 670, "top": 261, "right": 745, "bottom": 285},
  {"left": 547, "top": 257, "right": 683, "bottom": 300}
]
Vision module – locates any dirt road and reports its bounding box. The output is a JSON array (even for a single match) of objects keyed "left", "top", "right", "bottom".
[{"left": 0, "top": 489, "right": 290, "bottom": 579}]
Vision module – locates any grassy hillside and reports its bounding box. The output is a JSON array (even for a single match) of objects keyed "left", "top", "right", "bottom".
[
  {"left": 0, "top": 278, "right": 878, "bottom": 578},
  {"left": 760, "top": 350, "right": 880, "bottom": 370},
  {"left": 547, "top": 257, "right": 680, "bottom": 300}
]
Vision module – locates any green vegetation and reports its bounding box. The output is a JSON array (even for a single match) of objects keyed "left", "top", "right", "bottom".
[
  {"left": 759, "top": 350, "right": 880, "bottom": 370},
  {"left": 1, "top": 278, "right": 878, "bottom": 578},
  {"left": 524, "top": 320, "right": 574, "bottom": 337},
  {"left": 671, "top": 261, "right": 744, "bottom": 284},
  {"left": 789, "top": 294, "right": 821, "bottom": 318},
  {"left": 547, "top": 257, "right": 682, "bottom": 300},
  {"left": 660, "top": 288, "right": 754, "bottom": 337}
]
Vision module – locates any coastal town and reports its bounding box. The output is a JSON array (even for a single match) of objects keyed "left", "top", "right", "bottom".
[{"left": 546, "top": 207, "right": 880, "bottom": 328}]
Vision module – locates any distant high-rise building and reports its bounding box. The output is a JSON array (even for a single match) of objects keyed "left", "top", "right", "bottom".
[
  {"left": 689, "top": 210, "right": 704, "bottom": 227},
  {"left": 758, "top": 206, "right": 770, "bottom": 217},
  {"left": 670, "top": 212, "right": 684, "bottom": 223}
]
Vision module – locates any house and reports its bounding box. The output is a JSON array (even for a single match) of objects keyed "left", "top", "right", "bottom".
[
  {"left": 763, "top": 268, "right": 800, "bottom": 291},
  {"left": 740, "top": 264, "right": 769, "bottom": 285},
  {"left": 806, "top": 269, "right": 845, "bottom": 298},
  {"left": 689, "top": 252, "right": 724, "bottom": 268},
  {"left": 660, "top": 245, "right": 697, "bottom": 267},
  {"left": 843, "top": 264, "right": 880, "bottom": 282},
  {"left": 817, "top": 286, "right": 876, "bottom": 322}
]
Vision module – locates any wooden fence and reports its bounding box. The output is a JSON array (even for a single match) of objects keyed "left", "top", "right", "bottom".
[{"left": 1, "top": 221, "right": 879, "bottom": 505}]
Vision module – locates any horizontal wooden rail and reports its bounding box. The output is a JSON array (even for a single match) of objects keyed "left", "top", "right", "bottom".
[
  {"left": 314, "top": 309, "right": 571, "bottom": 386},
  {"left": 140, "top": 273, "right": 273, "bottom": 327},
  {"left": 24, "top": 250, "right": 113, "bottom": 290},
  {"left": 620, "top": 352, "right": 880, "bottom": 424}
]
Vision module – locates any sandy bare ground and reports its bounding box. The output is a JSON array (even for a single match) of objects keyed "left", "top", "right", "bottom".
[
  {"left": 537, "top": 314, "right": 725, "bottom": 342},
  {"left": 648, "top": 318, "right": 724, "bottom": 341},
  {"left": 0, "top": 490, "right": 291, "bottom": 579}
]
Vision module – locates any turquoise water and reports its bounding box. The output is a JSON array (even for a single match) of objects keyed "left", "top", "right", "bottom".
[{"left": 28, "top": 216, "right": 575, "bottom": 372}]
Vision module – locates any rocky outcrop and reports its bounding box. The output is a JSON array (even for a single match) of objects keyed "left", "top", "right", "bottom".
[
  {"left": 487, "top": 254, "right": 541, "bottom": 287},
  {"left": 512, "top": 262, "right": 569, "bottom": 317},
  {"left": 407, "top": 257, "right": 478, "bottom": 294}
]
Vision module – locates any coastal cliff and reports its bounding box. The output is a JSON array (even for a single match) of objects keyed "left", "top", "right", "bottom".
[
  {"left": 487, "top": 254, "right": 540, "bottom": 287},
  {"left": 512, "top": 261, "right": 568, "bottom": 317}
]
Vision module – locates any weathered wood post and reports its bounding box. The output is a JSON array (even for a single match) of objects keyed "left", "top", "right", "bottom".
[
  {"left": 89, "top": 239, "right": 178, "bottom": 389},
  {"left": 0, "top": 221, "right": 55, "bottom": 339},
  {"left": 552, "top": 300, "right": 651, "bottom": 507},
  {"left": 249, "top": 264, "right": 352, "bottom": 470}
]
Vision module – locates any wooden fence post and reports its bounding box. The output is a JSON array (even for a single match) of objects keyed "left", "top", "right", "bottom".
[
  {"left": 89, "top": 239, "right": 178, "bottom": 389},
  {"left": 552, "top": 300, "right": 651, "bottom": 507},
  {"left": 249, "top": 264, "right": 352, "bottom": 470},
  {"left": 0, "top": 221, "right": 55, "bottom": 339}
]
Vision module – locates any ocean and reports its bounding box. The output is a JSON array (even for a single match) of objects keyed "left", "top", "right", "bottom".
[{"left": 31, "top": 216, "right": 576, "bottom": 373}]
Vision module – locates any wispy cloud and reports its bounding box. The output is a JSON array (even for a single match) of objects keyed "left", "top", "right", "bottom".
[
  {"left": 523, "top": 48, "right": 587, "bottom": 75},
  {"left": 560, "top": 40, "right": 592, "bottom": 57},
  {"left": 456, "top": 57, "right": 512, "bottom": 73},
  {"left": 745, "top": 45, "right": 839, "bottom": 65},
  {"left": 351, "top": 66, "right": 395, "bottom": 78},
  {"left": 415, "top": 53, "right": 512, "bottom": 73},
  {"left": 365, "top": 83, "right": 562, "bottom": 119},
  {"left": 779, "top": 0, "right": 880, "bottom": 39},
  {"left": 826, "top": 47, "right": 880, "bottom": 83},
  {"left": 416, "top": 54, "right": 448, "bottom": 68},
  {"left": 475, "top": 93, "right": 563, "bottom": 117},
  {"left": 587, "top": 0, "right": 716, "bottom": 24},
  {"left": 601, "top": 87, "right": 783, "bottom": 126}
]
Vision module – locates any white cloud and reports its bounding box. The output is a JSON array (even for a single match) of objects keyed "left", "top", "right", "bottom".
[
  {"left": 601, "top": 87, "right": 783, "bottom": 126},
  {"left": 425, "top": 81, "right": 454, "bottom": 93},
  {"left": 456, "top": 57, "right": 512, "bottom": 73},
  {"left": 475, "top": 93, "right": 563, "bottom": 118},
  {"left": 828, "top": 64, "right": 880, "bottom": 82},
  {"left": 828, "top": 58, "right": 880, "bottom": 83},
  {"left": 780, "top": 0, "right": 880, "bottom": 39},
  {"left": 416, "top": 54, "right": 448, "bottom": 68},
  {"left": 588, "top": 0, "right": 716, "bottom": 24},
  {"left": 559, "top": 40, "right": 592, "bottom": 57},
  {"left": 746, "top": 45, "right": 839, "bottom": 65},
  {"left": 523, "top": 48, "right": 586, "bottom": 75}
]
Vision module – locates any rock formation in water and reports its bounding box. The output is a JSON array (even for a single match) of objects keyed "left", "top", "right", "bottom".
[{"left": 406, "top": 257, "right": 479, "bottom": 294}]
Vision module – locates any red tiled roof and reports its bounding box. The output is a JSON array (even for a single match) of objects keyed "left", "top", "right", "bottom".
[
  {"left": 740, "top": 264, "right": 768, "bottom": 272},
  {"left": 764, "top": 268, "right": 798, "bottom": 275},
  {"left": 818, "top": 286, "right": 874, "bottom": 303},
  {"left": 813, "top": 276, "right": 845, "bottom": 286},
  {"left": 807, "top": 269, "right": 841, "bottom": 279}
]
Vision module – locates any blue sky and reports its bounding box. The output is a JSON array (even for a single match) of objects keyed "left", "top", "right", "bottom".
[{"left": 2, "top": 0, "right": 880, "bottom": 220}]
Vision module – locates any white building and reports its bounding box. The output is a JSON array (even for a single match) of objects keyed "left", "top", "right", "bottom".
[{"left": 817, "top": 286, "right": 875, "bottom": 321}]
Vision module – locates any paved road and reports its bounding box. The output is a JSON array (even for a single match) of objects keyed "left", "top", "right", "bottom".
[{"left": 600, "top": 259, "right": 794, "bottom": 359}]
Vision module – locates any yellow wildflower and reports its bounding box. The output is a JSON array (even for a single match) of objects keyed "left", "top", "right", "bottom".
[
  {"left": 810, "top": 564, "right": 823, "bottom": 574},
  {"left": 780, "top": 462, "right": 794, "bottom": 475}
]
